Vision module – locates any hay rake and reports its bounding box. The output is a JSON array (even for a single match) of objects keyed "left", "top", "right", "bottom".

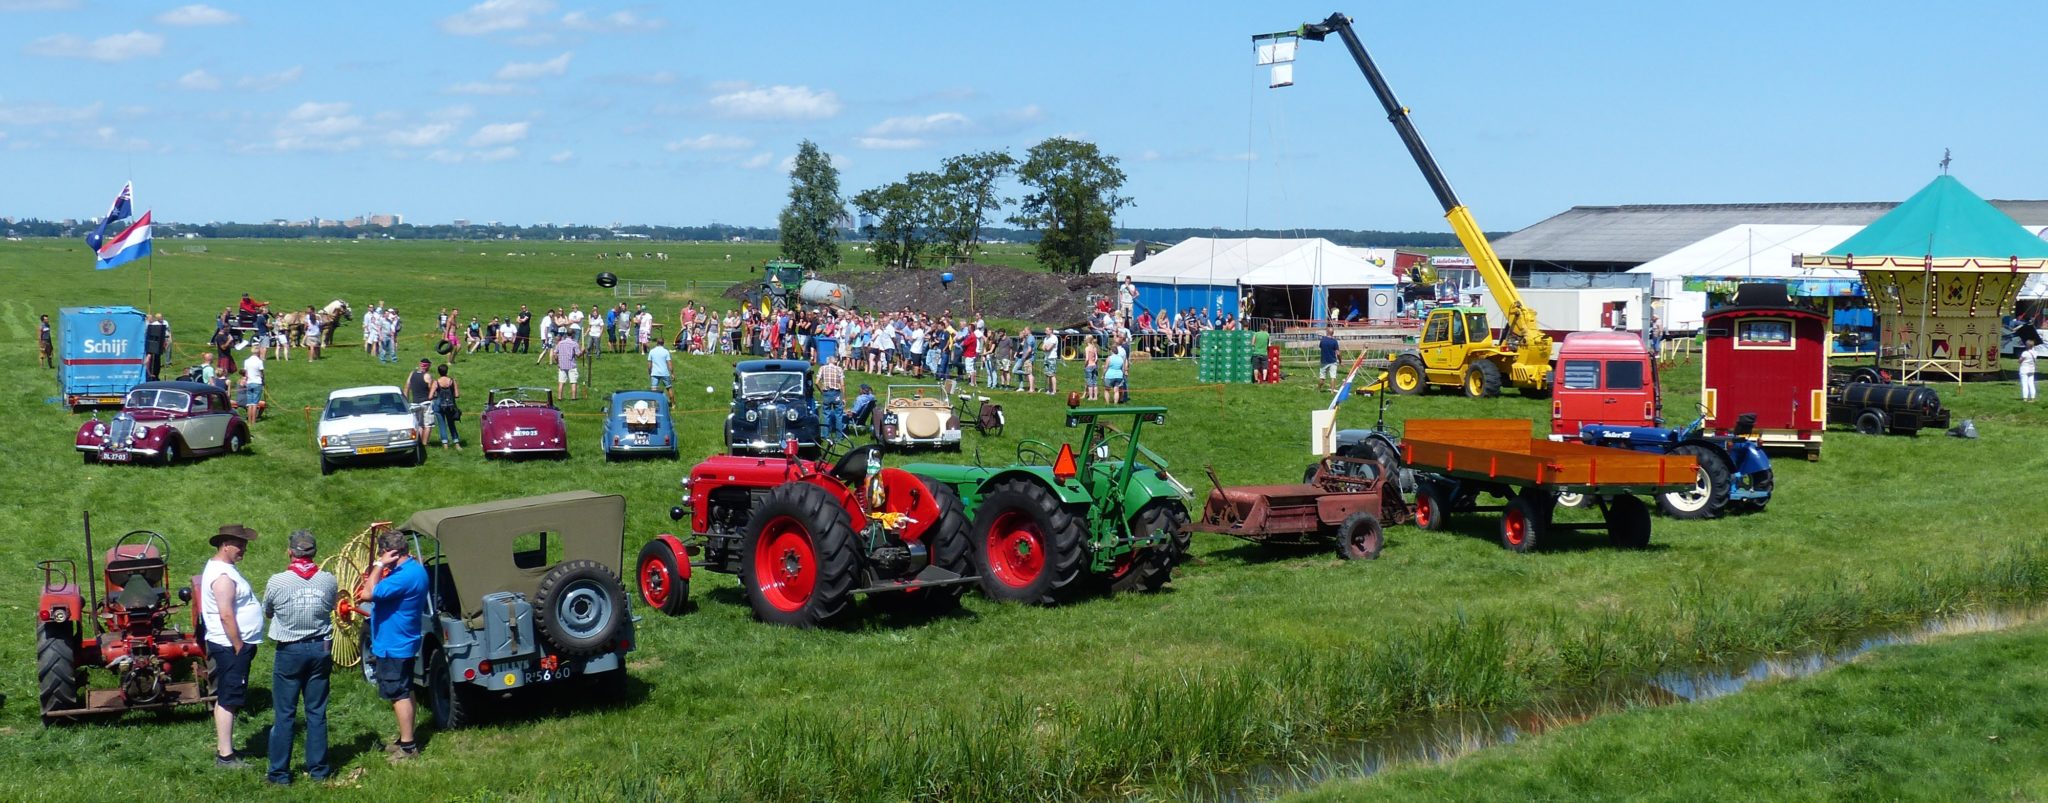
[{"left": 320, "top": 521, "right": 389, "bottom": 668}]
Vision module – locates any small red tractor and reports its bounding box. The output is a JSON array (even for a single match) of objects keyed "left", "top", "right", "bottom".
[
  {"left": 638, "top": 441, "right": 975, "bottom": 628},
  {"left": 36, "top": 514, "right": 213, "bottom": 723}
]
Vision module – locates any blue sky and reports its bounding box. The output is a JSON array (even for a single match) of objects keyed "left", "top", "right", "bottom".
[{"left": 4, "top": 1, "right": 2045, "bottom": 232}]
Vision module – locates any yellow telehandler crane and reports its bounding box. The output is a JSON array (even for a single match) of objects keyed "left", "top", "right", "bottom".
[{"left": 1267, "top": 13, "right": 1552, "bottom": 398}]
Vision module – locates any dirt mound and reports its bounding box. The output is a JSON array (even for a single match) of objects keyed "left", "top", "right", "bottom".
[{"left": 725, "top": 262, "right": 1113, "bottom": 326}]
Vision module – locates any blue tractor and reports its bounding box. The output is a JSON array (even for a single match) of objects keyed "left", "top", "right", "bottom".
[{"left": 1568, "top": 412, "right": 1772, "bottom": 519}]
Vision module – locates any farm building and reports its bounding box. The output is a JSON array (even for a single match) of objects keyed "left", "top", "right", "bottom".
[{"left": 1091, "top": 237, "right": 1408, "bottom": 323}]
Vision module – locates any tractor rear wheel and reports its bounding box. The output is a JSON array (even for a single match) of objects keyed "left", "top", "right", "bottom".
[
  {"left": 1463, "top": 361, "right": 1503, "bottom": 398},
  {"left": 1657, "top": 445, "right": 1731, "bottom": 519},
  {"left": 1335, "top": 512, "right": 1384, "bottom": 560},
  {"left": 1104, "top": 502, "right": 1188, "bottom": 594},
  {"left": 1390, "top": 355, "right": 1427, "bottom": 396},
  {"left": 37, "top": 624, "right": 80, "bottom": 720},
  {"left": 972, "top": 479, "right": 1085, "bottom": 605},
  {"left": 424, "top": 646, "right": 473, "bottom": 729},
  {"left": 533, "top": 560, "right": 629, "bottom": 655},
  {"left": 739, "top": 482, "right": 859, "bottom": 627},
  {"left": 1605, "top": 495, "right": 1653, "bottom": 549},
  {"left": 635, "top": 538, "right": 689, "bottom": 616},
  {"left": 1355, "top": 437, "right": 1413, "bottom": 494}
]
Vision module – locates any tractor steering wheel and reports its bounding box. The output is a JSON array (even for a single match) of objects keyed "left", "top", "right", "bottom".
[
  {"left": 1016, "top": 439, "right": 1058, "bottom": 466},
  {"left": 112, "top": 529, "right": 173, "bottom": 560}
]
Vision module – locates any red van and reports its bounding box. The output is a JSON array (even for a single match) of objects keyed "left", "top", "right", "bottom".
[{"left": 1549, "top": 331, "right": 1658, "bottom": 436}]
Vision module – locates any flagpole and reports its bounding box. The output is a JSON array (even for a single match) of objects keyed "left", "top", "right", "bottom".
[{"left": 147, "top": 248, "right": 154, "bottom": 313}]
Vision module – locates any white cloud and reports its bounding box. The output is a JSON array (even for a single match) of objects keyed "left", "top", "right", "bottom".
[
  {"left": 560, "top": 9, "right": 662, "bottom": 32},
  {"left": 856, "top": 137, "right": 926, "bottom": 151},
  {"left": 467, "top": 121, "right": 529, "bottom": 147},
  {"left": 237, "top": 65, "right": 303, "bottom": 91},
  {"left": 866, "top": 111, "right": 971, "bottom": 138},
  {"left": 445, "top": 81, "right": 534, "bottom": 96},
  {"left": 0, "top": 100, "right": 99, "bottom": 125},
  {"left": 495, "top": 51, "right": 572, "bottom": 80},
  {"left": 665, "top": 133, "right": 752, "bottom": 151},
  {"left": 386, "top": 122, "right": 456, "bottom": 148},
  {"left": 548, "top": 149, "right": 574, "bottom": 163},
  {"left": 440, "top": 0, "right": 555, "bottom": 35},
  {"left": 708, "top": 84, "right": 840, "bottom": 121},
  {"left": 1136, "top": 149, "right": 1160, "bottom": 162},
  {"left": 0, "top": 0, "right": 81, "bottom": 9},
  {"left": 740, "top": 151, "right": 774, "bottom": 169},
  {"left": 88, "top": 125, "right": 150, "bottom": 151},
  {"left": 156, "top": 4, "right": 240, "bottom": 26},
  {"left": 475, "top": 146, "right": 519, "bottom": 161},
  {"left": 176, "top": 68, "right": 221, "bottom": 91},
  {"left": 272, "top": 101, "right": 364, "bottom": 152},
  {"left": 25, "top": 31, "right": 166, "bottom": 62}
]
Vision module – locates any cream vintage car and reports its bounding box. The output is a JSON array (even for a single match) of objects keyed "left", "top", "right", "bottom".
[{"left": 877, "top": 384, "right": 961, "bottom": 451}]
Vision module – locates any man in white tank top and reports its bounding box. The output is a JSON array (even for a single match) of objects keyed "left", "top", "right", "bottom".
[{"left": 202, "top": 524, "right": 265, "bottom": 769}]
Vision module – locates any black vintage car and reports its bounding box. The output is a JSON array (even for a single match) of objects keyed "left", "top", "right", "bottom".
[{"left": 724, "top": 360, "right": 821, "bottom": 457}]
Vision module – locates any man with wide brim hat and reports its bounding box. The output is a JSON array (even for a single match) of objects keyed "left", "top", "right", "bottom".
[{"left": 202, "top": 523, "right": 264, "bottom": 769}]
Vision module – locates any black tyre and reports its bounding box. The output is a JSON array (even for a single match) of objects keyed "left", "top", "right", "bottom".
[
  {"left": 37, "top": 624, "right": 80, "bottom": 719},
  {"left": 1554, "top": 491, "right": 1589, "bottom": 509},
  {"left": 226, "top": 429, "right": 248, "bottom": 454},
  {"left": 320, "top": 456, "right": 336, "bottom": 476},
  {"left": 971, "top": 478, "right": 1086, "bottom": 605},
  {"left": 82, "top": 453, "right": 96, "bottom": 465},
  {"left": 411, "top": 444, "right": 427, "bottom": 467},
  {"left": 1390, "top": 354, "right": 1427, "bottom": 396},
  {"left": 161, "top": 436, "right": 184, "bottom": 466},
  {"left": 1462, "top": 361, "right": 1503, "bottom": 398},
  {"left": 739, "top": 482, "right": 860, "bottom": 627},
  {"left": 900, "top": 477, "right": 975, "bottom": 613},
  {"left": 533, "top": 559, "right": 629, "bottom": 655},
  {"left": 1657, "top": 444, "right": 1732, "bottom": 519},
  {"left": 1855, "top": 409, "right": 1888, "bottom": 436},
  {"left": 1412, "top": 480, "right": 1451, "bottom": 532},
  {"left": 635, "top": 539, "right": 689, "bottom": 616},
  {"left": 1518, "top": 384, "right": 1553, "bottom": 400},
  {"left": 1500, "top": 496, "right": 1543, "bottom": 553},
  {"left": 1356, "top": 437, "right": 1413, "bottom": 494},
  {"left": 1335, "top": 512, "right": 1383, "bottom": 561},
  {"left": 1302, "top": 463, "right": 1320, "bottom": 484},
  {"left": 424, "top": 646, "right": 472, "bottom": 729},
  {"left": 1606, "top": 494, "right": 1653, "bottom": 549},
  {"left": 1104, "top": 502, "right": 1188, "bottom": 594}
]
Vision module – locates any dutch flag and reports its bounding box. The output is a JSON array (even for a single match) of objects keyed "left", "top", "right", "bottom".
[{"left": 95, "top": 210, "right": 153, "bottom": 271}]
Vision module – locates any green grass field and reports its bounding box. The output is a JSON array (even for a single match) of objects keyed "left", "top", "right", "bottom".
[{"left": 2, "top": 238, "right": 2045, "bottom": 800}]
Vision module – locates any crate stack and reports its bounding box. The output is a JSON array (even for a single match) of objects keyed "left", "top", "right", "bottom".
[{"left": 1197, "top": 331, "right": 1258, "bottom": 383}]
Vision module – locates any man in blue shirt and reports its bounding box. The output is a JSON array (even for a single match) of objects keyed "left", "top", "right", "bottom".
[
  {"left": 647, "top": 341, "right": 673, "bottom": 402},
  {"left": 354, "top": 529, "right": 430, "bottom": 760},
  {"left": 1317, "top": 328, "right": 1341, "bottom": 391}
]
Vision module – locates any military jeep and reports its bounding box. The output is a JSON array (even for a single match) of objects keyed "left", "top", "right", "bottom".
[{"left": 362, "top": 491, "right": 635, "bottom": 728}]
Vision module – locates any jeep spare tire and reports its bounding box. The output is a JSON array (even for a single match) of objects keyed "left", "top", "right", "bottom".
[{"left": 533, "top": 559, "right": 628, "bottom": 656}]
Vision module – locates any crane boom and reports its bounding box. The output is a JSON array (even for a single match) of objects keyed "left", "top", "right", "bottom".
[{"left": 1298, "top": 14, "right": 1550, "bottom": 359}]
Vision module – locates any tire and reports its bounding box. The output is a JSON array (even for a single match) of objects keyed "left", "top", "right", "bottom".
[
  {"left": 1390, "top": 354, "right": 1427, "bottom": 396},
  {"left": 635, "top": 539, "right": 689, "bottom": 616},
  {"left": 886, "top": 478, "right": 975, "bottom": 614},
  {"left": 37, "top": 624, "right": 80, "bottom": 719},
  {"left": 1658, "top": 445, "right": 1732, "bottom": 519},
  {"left": 1302, "top": 463, "right": 1319, "bottom": 484},
  {"left": 532, "top": 559, "right": 629, "bottom": 655},
  {"left": 1518, "top": 384, "right": 1553, "bottom": 400},
  {"left": 226, "top": 429, "right": 248, "bottom": 454},
  {"left": 1855, "top": 409, "right": 1888, "bottom": 436},
  {"left": 971, "top": 478, "right": 1086, "bottom": 605},
  {"left": 1500, "top": 495, "right": 1543, "bottom": 553},
  {"left": 1412, "top": 481, "right": 1450, "bottom": 532},
  {"left": 1104, "top": 502, "right": 1187, "bottom": 594},
  {"left": 1335, "top": 512, "right": 1383, "bottom": 560},
  {"left": 1746, "top": 469, "right": 1775, "bottom": 510},
  {"left": 320, "top": 456, "right": 336, "bottom": 476},
  {"left": 1462, "top": 361, "right": 1503, "bottom": 398},
  {"left": 411, "top": 444, "right": 427, "bottom": 467},
  {"left": 1356, "top": 437, "right": 1413, "bottom": 495},
  {"left": 424, "top": 646, "right": 472, "bottom": 729},
  {"left": 161, "top": 436, "right": 184, "bottom": 466},
  {"left": 1554, "top": 491, "right": 1589, "bottom": 508},
  {"left": 82, "top": 453, "right": 97, "bottom": 465},
  {"left": 1605, "top": 494, "right": 1653, "bottom": 549},
  {"left": 739, "top": 482, "right": 860, "bottom": 627}
]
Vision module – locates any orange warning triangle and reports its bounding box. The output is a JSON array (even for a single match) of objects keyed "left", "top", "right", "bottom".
[{"left": 1052, "top": 443, "right": 1078, "bottom": 481}]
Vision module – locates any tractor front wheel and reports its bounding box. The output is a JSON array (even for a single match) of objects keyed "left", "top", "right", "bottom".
[
  {"left": 739, "top": 482, "right": 859, "bottom": 627},
  {"left": 36, "top": 624, "right": 80, "bottom": 720},
  {"left": 636, "top": 538, "right": 689, "bottom": 616},
  {"left": 1390, "top": 355, "right": 1427, "bottom": 396},
  {"left": 972, "top": 479, "right": 1085, "bottom": 605},
  {"left": 1657, "top": 445, "right": 1731, "bottom": 519},
  {"left": 1335, "top": 512, "right": 1384, "bottom": 560}
]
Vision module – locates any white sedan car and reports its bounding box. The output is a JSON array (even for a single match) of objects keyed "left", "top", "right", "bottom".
[{"left": 318, "top": 385, "right": 427, "bottom": 475}]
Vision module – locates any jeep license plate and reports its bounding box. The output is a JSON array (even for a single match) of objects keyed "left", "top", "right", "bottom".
[
  {"left": 100, "top": 450, "right": 131, "bottom": 462},
  {"left": 355, "top": 445, "right": 386, "bottom": 455},
  {"left": 534, "top": 664, "right": 573, "bottom": 683},
  {"left": 513, "top": 427, "right": 538, "bottom": 437}
]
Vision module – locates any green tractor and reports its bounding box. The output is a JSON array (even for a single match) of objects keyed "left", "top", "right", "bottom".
[
  {"left": 761, "top": 260, "right": 806, "bottom": 308},
  {"left": 903, "top": 406, "right": 1194, "bottom": 605}
]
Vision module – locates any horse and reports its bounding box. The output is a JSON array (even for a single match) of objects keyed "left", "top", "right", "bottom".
[{"left": 319, "top": 299, "right": 351, "bottom": 345}]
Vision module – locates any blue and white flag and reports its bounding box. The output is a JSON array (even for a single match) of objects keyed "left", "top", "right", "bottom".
[
  {"left": 95, "top": 210, "right": 152, "bottom": 270},
  {"left": 84, "top": 181, "right": 134, "bottom": 250}
]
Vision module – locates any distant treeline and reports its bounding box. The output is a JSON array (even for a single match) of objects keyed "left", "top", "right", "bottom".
[{"left": 3, "top": 218, "right": 1482, "bottom": 249}]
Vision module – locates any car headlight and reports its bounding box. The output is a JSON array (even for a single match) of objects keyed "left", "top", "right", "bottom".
[
  {"left": 92, "top": 422, "right": 107, "bottom": 437},
  {"left": 745, "top": 410, "right": 758, "bottom": 422},
  {"left": 785, "top": 408, "right": 799, "bottom": 422},
  {"left": 329, "top": 434, "right": 349, "bottom": 447}
]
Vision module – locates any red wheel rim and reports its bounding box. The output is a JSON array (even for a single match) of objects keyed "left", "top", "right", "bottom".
[
  {"left": 987, "top": 510, "right": 1046, "bottom": 589},
  {"left": 1416, "top": 495, "right": 1435, "bottom": 528},
  {"left": 1504, "top": 507, "right": 1526, "bottom": 547},
  {"left": 754, "top": 516, "right": 817, "bottom": 612},
  {"left": 639, "top": 557, "right": 672, "bottom": 608},
  {"left": 1105, "top": 551, "right": 1136, "bottom": 580}
]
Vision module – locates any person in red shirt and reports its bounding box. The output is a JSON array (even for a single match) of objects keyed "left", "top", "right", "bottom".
[{"left": 960, "top": 326, "right": 980, "bottom": 390}]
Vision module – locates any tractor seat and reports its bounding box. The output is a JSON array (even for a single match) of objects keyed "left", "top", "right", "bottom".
[{"left": 114, "top": 571, "right": 162, "bottom": 610}]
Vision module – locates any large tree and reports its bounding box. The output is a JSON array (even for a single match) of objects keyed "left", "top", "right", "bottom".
[
  {"left": 1008, "top": 137, "right": 1131, "bottom": 274},
  {"left": 932, "top": 150, "right": 1015, "bottom": 261},
  {"left": 852, "top": 171, "right": 942, "bottom": 269},
  {"left": 777, "top": 139, "right": 844, "bottom": 272}
]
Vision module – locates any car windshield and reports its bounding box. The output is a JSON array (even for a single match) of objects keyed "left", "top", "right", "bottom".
[
  {"left": 124, "top": 388, "right": 190, "bottom": 412},
  {"left": 324, "top": 392, "right": 411, "bottom": 420},
  {"left": 740, "top": 372, "right": 805, "bottom": 398}
]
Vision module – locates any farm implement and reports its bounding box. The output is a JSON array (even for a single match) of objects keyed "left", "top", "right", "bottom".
[
  {"left": 1189, "top": 453, "right": 1409, "bottom": 560},
  {"left": 35, "top": 513, "right": 213, "bottom": 723}
]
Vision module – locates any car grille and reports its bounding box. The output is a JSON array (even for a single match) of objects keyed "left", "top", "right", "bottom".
[
  {"left": 109, "top": 415, "right": 136, "bottom": 446},
  {"left": 352, "top": 428, "right": 391, "bottom": 444},
  {"left": 753, "top": 416, "right": 790, "bottom": 445}
]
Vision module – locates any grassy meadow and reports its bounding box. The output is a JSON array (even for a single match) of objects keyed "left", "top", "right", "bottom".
[{"left": 1, "top": 237, "right": 2046, "bottom": 800}]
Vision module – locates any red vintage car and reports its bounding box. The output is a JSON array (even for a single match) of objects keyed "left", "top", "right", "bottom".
[
  {"left": 480, "top": 386, "right": 569, "bottom": 459},
  {"left": 77, "top": 381, "right": 252, "bottom": 465}
]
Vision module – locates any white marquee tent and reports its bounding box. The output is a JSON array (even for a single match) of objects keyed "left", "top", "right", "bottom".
[
  {"left": 1628, "top": 224, "right": 1864, "bottom": 332},
  {"left": 1094, "top": 237, "right": 1398, "bottom": 321}
]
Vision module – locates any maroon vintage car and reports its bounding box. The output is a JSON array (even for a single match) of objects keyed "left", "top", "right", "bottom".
[
  {"left": 77, "top": 381, "right": 252, "bottom": 465},
  {"left": 480, "top": 386, "right": 569, "bottom": 459}
]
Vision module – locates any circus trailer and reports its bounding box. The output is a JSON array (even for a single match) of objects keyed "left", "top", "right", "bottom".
[{"left": 1700, "top": 285, "right": 1828, "bottom": 460}]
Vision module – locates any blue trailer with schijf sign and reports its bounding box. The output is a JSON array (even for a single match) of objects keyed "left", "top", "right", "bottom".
[{"left": 59, "top": 306, "right": 148, "bottom": 410}]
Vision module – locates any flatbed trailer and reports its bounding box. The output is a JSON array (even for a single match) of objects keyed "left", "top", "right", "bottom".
[{"left": 1398, "top": 419, "right": 1700, "bottom": 552}]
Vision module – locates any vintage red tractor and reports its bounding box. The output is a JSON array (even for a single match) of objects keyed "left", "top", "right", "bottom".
[
  {"left": 637, "top": 441, "right": 974, "bottom": 628},
  {"left": 36, "top": 515, "right": 213, "bottom": 723}
]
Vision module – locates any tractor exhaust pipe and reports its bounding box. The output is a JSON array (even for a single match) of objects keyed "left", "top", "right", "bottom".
[{"left": 82, "top": 511, "right": 100, "bottom": 618}]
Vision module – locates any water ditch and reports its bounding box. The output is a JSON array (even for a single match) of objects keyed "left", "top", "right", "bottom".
[{"left": 1197, "top": 606, "right": 2042, "bottom": 802}]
